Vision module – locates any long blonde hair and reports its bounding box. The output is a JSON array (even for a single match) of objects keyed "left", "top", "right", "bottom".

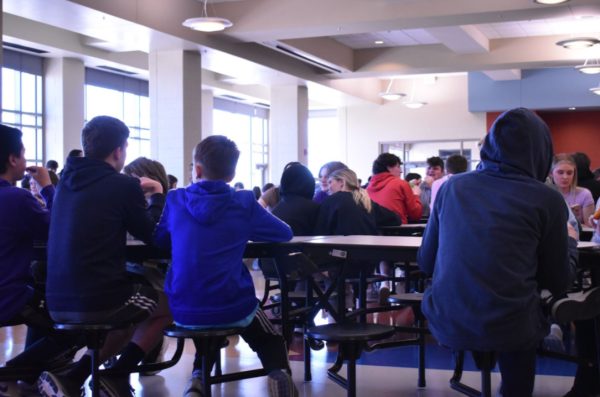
[
  {"left": 551, "top": 153, "right": 578, "bottom": 192},
  {"left": 329, "top": 168, "right": 372, "bottom": 213}
]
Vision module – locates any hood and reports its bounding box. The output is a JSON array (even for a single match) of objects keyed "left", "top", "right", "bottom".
[
  {"left": 480, "top": 108, "right": 553, "bottom": 182},
  {"left": 184, "top": 180, "right": 235, "bottom": 225},
  {"left": 367, "top": 172, "right": 396, "bottom": 193},
  {"left": 279, "top": 163, "right": 315, "bottom": 199},
  {"left": 60, "top": 157, "right": 117, "bottom": 191}
]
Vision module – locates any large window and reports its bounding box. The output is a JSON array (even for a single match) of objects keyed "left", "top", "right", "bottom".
[
  {"left": 85, "top": 69, "right": 150, "bottom": 163},
  {"left": 308, "top": 109, "right": 341, "bottom": 178},
  {"left": 381, "top": 139, "right": 481, "bottom": 177},
  {"left": 213, "top": 98, "right": 269, "bottom": 189},
  {"left": 2, "top": 50, "right": 44, "bottom": 166}
]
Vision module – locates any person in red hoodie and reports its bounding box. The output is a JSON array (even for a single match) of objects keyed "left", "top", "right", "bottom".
[
  {"left": 367, "top": 153, "right": 422, "bottom": 224},
  {"left": 367, "top": 153, "right": 422, "bottom": 302}
]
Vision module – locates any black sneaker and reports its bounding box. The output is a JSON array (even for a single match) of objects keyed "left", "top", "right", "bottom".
[
  {"left": 37, "top": 371, "right": 83, "bottom": 397},
  {"left": 98, "top": 375, "right": 134, "bottom": 397},
  {"left": 552, "top": 287, "right": 600, "bottom": 324},
  {"left": 267, "top": 370, "right": 298, "bottom": 397}
]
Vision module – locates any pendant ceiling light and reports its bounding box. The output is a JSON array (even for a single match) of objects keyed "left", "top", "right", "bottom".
[
  {"left": 556, "top": 37, "right": 600, "bottom": 49},
  {"left": 403, "top": 79, "right": 427, "bottom": 109},
  {"left": 590, "top": 85, "right": 600, "bottom": 95},
  {"left": 183, "top": 0, "right": 233, "bottom": 32},
  {"left": 576, "top": 58, "right": 600, "bottom": 74},
  {"left": 379, "top": 79, "right": 406, "bottom": 101}
]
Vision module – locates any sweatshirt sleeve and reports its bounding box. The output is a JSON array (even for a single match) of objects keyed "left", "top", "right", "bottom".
[
  {"left": 400, "top": 180, "right": 423, "bottom": 221},
  {"left": 124, "top": 181, "right": 166, "bottom": 245},
  {"left": 22, "top": 186, "right": 54, "bottom": 241},
  {"left": 249, "top": 199, "right": 293, "bottom": 242},
  {"left": 536, "top": 204, "right": 573, "bottom": 296}
]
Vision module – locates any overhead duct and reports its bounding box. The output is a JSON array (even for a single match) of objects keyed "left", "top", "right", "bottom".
[{"left": 261, "top": 41, "right": 346, "bottom": 74}]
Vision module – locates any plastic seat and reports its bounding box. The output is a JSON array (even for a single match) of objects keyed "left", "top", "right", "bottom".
[
  {"left": 163, "top": 325, "right": 268, "bottom": 397},
  {"left": 305, "top": 323, "right": 395, "bottom": 397}
]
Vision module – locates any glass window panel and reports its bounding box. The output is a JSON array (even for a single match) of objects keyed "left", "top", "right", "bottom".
[
  {"left": 140, "top": 140, "right": 151, "bottom": 159},
  {"left": 139, "top": 128, "right": 151, "bottom": 140},
  {"left": 36, "top": 76, "right": 43, "bottom": 111},
  {"left": 140, "top": 97, "right": 150, "bottom": 129},
  {"left": 21, "top": 73, "right": 37, "bottom": 113},
  {"left": 21, "top": 127, "right": 36, "bottom": 159},
  {"left": 124, "top": 93, "right": 140, "bottom": 126},
  {"left": 22, "top": 113, "right": 36, "bottom": 127},
  {"left": 2, "top": 69, "right": 18, "bottom": 111},
  {"left": 2, "top": 111, "right": 17, "bottom": 124},
  {"left": 308, "top": 114, "right": 341, "bottom": 178}
]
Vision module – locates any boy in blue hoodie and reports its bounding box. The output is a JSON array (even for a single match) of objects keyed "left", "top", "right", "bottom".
[{"left": 154, "top": 135, "right": 297, "bottom": 397}]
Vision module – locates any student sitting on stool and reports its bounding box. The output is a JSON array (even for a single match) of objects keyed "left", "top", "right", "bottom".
[{"left": 154, "top": 135, "right": 298, "bottom": 397}]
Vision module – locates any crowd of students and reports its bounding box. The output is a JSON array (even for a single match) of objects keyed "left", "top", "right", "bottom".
[{"left": 1, "top": 107, "right": 600, "bottom": 397}]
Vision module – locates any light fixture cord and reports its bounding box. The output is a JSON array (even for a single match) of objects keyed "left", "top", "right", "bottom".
[
  {"left": 202, "top": 0, "right": 208, "bottom": 17},
  {"left": 386, "top": 79, "right": 394, "bottom": 94}
]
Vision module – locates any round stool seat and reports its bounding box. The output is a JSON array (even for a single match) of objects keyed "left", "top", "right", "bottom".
[
  {"left": 54, "top": 322, "right": 132, "bottom": 331},
  {"left": 164, "top": 324, "right": 244, "bottom": 339},
  {"left": 306, "top": 323, "right": 395, "bottom": 342}
]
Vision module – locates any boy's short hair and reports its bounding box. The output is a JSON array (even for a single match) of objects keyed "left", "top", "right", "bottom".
[
  {"left": 67, "top": 149, "right": 83, "bottom": 158},
  {"left": 0, "top": 124, "right": 24, "bottom": 174},
  {"left": 446, "top": 154, "right": 468, "bottom": 174},
  {"left": 193, "top": 135, "right": 240, "bottom": 180},
  {"left": 405, "top": 172, "right": 421, "bottom": 182},
  {"left": 372, "top": 153, "right": 402, "bottom": 175},
  {"left": 427, "top": 156, "right": 445, "bottom": 170},
  {"left": 82, "top": 116, "right": 129, "bottom": 160},
  {"left": 46, "top": 160, "right": 59, "bottom": 171}
]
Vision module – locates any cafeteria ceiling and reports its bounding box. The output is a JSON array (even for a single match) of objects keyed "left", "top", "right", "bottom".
[{"left": 3, "top": 0, "right": 600, "bottom": 105}]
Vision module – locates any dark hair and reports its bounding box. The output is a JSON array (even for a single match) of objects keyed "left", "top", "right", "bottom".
[
  {"left": 572, "top": 152, "right": 593, "bottom": 181},
  {"left": 124, "top": 157, "right": 170, "bottom": 195},
  {"left": 318, "top": 161, "right": 347, "bottom": 178},
  {"left": 49, "top": 171, "right": 59, "bottom": 186},
  {"left": 193, "top": 135, "right": 240, "bottom": 180},
  {"left": 0, "top": 124, "right": 24, "bottom": 174},
  {"left": 405, "top": 172, "right": 421, "bottom": 182},
  {"left": 167, "top": 174, "right": 178, "bottom": 189},
  {"left": 67, "top": 149, "right": 83, "bottom": 158},
  {"left": 252, "top": 186, "right": 261, "bottom": 200},
  {"left": 279, "top": 162, "right": 315, "bottom": 199},
  {"left": 45, "top": 160, "right": 58, "bottom": 171},
  {"left": 427, "top": 156, "right": 444, "bottom": 170},
  {"left": 262, "top": 182, "right": 275, "bottom": 192},
  {"left": 446, "top": 154, "right": 468, "bottom": 174},
  {"left": 82, "top": 116, "right": 129, "bottom": 160},
  {"left": 234, "top": 182, "right": 245, "bottom": 190},
  {"left": 372, "top": 153, "right": 402, "bottom": 175}
]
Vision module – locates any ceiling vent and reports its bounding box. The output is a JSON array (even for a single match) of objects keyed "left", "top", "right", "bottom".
[
  {"left": 3, "top": 42, "right": 48, "bottom": 54},
  {"left": 262, "top": 41, "right": 344, "bottom": 74}
]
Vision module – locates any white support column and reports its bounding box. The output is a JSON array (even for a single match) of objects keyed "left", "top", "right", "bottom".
[
  {"left": 201, "top": 89, "right": 213, "bottom": 141},
  {"left": 149, "top": 50, "right": 202, "bottom": 186},
  {"left": 269, "top": 85, "right": 308, "bottom": 183},
  {"left": 44, "top": 57, "right": 85, "bottom": 167}
]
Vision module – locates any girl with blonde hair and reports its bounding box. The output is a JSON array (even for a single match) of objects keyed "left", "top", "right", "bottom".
[{"left": 551, "top": 153, "right": 594, "bottom": 226}]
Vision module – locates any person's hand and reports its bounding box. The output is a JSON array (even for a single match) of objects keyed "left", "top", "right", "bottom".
[
  {"left": 567, "top": 222, "right": 578, "bottom": 240},
  {"left": 139, "top": 177, "right": 163, "bottom": 196},
  {"left": 570, "top": 204, "right": 582, "bottom": 220},
  {"left": 411, "top": 184, "right": 421, "bottom": 196},
  {"left": 423, "top": 176, "right": 434, "bottom": 187},
  {"left": 26, "top": 166, "right": 51, "bottom": 189}
]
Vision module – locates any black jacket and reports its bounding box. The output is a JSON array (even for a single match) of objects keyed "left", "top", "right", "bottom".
[{"left": 47, "top": 157, "right": 164, "bottom": 312}]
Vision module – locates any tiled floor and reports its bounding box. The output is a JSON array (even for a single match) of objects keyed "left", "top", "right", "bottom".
[{"left": 0, "top": 268, "right": 579, "bottom": 396}]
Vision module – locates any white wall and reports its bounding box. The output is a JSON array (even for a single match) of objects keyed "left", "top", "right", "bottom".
[{"left": 340, "top": 75, "right": 487, "bottom": 181}]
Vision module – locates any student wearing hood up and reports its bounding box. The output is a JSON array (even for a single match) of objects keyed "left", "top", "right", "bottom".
[
  {"left": 271, "top": 162, "right": 320, "bottom": 236},
  {"left": 418, "top": 108, "right": 573, "bottom": 396}
]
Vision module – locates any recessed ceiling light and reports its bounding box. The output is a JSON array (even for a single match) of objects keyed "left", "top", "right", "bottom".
[
  {"left": 568, "top": 107, "right": 576, "bottom": 110},
  {"left": 374, "top": 40, "right": 384, "bottom": 45},
  {"left": 556, "top": 37, "right": 600, "bottom": 49},
  {"left": 534, "top": 0, "right": 570, "bottom": 4}
]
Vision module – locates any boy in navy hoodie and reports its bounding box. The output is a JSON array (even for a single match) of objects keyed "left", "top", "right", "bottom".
[{"left": 154, "top": 135, "right": 298, "bottom": 397}]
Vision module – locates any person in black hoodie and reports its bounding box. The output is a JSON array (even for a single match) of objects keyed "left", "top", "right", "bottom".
[
  {"left": 272, "top": 162, "right": 320, "bottom": 235},
  {"left": 38, "top": 116, "right": 166, "bottom": 397}
]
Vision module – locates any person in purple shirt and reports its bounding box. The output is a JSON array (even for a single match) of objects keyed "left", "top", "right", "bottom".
[{"left": 0, "top": 124, "right": 75, "bottom": 380}]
